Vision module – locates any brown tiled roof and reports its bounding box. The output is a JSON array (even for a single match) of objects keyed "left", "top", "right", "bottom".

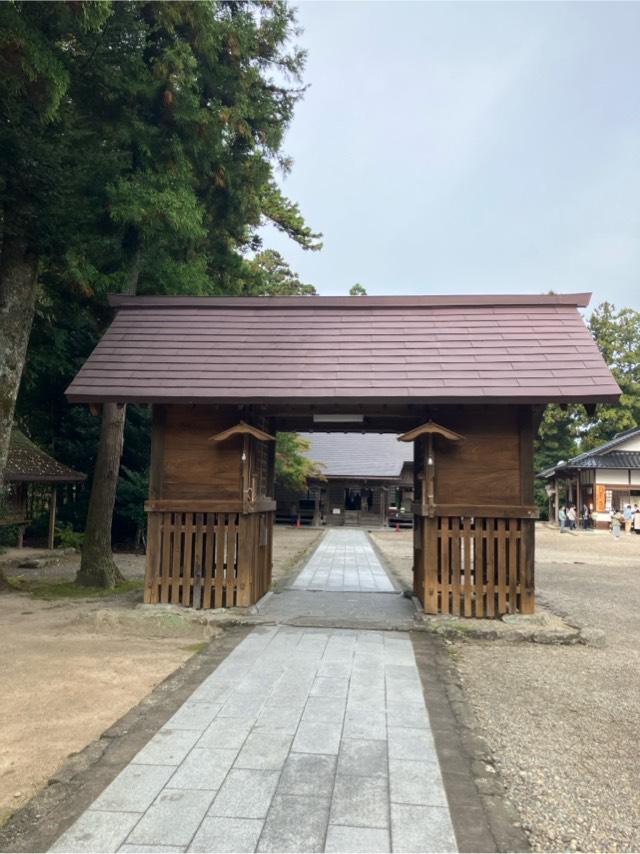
[
  {"left": 299, "top": 433, "right": 413, "bottom": 479},
  {"left": 5, "top": 429, "right": 86, "bottom": 483},
  {"left": 65, "top": 293, "right": 621, "bottom": 405}
]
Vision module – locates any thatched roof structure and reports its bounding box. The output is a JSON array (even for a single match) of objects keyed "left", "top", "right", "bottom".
[{"left": 4, "top": 429, "right": 86, "bottom": 484}]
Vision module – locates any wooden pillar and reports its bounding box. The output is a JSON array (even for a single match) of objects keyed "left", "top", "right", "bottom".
[
  {"left": 47, "top": 485, "right": 57, "bottom": 550},
  {"left": 554, "top": 475, "right": 559, "bottom": 524}
]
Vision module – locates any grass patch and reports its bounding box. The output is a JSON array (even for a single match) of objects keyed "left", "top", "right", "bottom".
[
  {"left": 182, "top": 641, "right": 209, "bottom": 654},
  {"left": 8, "top": 576, "right": 144, "bottom": 600}
]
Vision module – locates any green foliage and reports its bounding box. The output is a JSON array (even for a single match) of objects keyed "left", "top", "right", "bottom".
[
  {"left": 245, "top": 250, "right": 315, "bottom": 295},
  {"left": 275, "top": 433, "right": 324, "bottom": 491},
  {"left": 349, "top": 283, "right": 367, "bottom": 295},
  {"left": 533, "top": 405, "right": 580, "bottom": 518},
  {"left": 583, "top": 303, "right": 640, "bottom": 447},
  {"left": 8, "top": 576, "right": 143, "bottom": 599},
  {"left": 116, "top": 467, "right": 149, "bottom": 533},
  {"left": 55, "top": 523, "right": 85, "bottom": 551},
  {"left": 7, "top": 1, "right": 322, "bottom": 543},
  {"left": 533, "top": 301, "right": 640, "bottom": 517}
]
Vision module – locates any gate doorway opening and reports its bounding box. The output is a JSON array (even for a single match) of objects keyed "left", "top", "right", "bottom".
[{"left": 66, "top": 293, "right": 621, "bottom": 618}]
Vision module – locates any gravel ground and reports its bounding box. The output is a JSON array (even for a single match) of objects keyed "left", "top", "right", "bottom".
[
  {"left": 371, "top": 524, "right": 640, "bottom": 852},
  {"left": 459, "top": 528, "right": 640, "bottom": 853}
]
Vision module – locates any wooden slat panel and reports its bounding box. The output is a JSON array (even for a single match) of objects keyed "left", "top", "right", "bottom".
[
  {"left": 497, "top": 519, "right": 507, "bottom": 614},
  {"left": 424, "top": 517, "right": 438, "bottom": 614},
  {"left": 171, "top": 512, "right": 182, "bottom": 605},
  {"left": 485, "top": 518, "right": 495, "bottom": 618},
  {"left": 226, "top": 514, "right": 238, "bottom": 607},
  {"left": 441, "top": 518, "right": 451, "bottom": 616},
  {"left": 144, "top": 512, "right": 161, "bottom": 604},
  {"left": 508, "top": 519, "right": 518, "bottom": 614},
  {"left": 193, "top": 513, "right": 204, "bottom": 610},
  {"left": 474, "top": 517, "right": 484, "bottom": 618},
  {"left": 462, "top": 517, "right": 472, "bottom": 617},
  {"left": 215, "top": 513, "right": 226, "bottom": 609},
  {"left": 203, "top": 513, "right": 215, "bottom": 609},
  {"left": 161, "top": 512, "right": 172, "bottom": 604},
  {"left": 451, "top": 516, "right": 460, "bottom": 616},
  {"left": 521, "top": 519, "right": 535, "bottom": 614},
  {"left": 182, "top": 513, "right": 194, "bottom": 607}
]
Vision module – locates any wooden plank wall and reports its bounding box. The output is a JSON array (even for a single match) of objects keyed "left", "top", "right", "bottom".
[
  {"left": 144, "top": 510, "right": 273, "bottom": 608},
  {"left": 418, "top": 514, "right": 535, "bottom": 617}
]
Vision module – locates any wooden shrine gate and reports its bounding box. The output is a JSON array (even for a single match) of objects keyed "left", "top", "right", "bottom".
[{"left": 65, "top": 293, "right": 621, "bottom": 618}]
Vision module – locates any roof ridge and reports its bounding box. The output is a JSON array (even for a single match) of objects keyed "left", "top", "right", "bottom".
[{"left": 108, "top": 293, "right": 592, "bottom": 310}]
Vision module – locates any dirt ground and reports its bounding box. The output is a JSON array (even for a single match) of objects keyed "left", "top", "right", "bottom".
[
  {"left": 0, "top": 526, "right": 321, "bottom": 826},
  {"left": 372, "top": 523, "right": 640, "bottom": 852}
]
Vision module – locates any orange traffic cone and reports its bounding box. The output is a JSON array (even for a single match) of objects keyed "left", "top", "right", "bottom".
[{"left": 296, "top": 516, "right": 301, "bottom": 529}]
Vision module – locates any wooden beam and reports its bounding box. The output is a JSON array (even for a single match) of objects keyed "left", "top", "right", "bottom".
[
  {"left": 398, "top": 420, "right": 465, "bottom": 443},
  {"left": 209, "top": 420, "right": 275, "bottom": 443},
  {"left": 47, "top": 486, "right": 57, "bottom": 550}
]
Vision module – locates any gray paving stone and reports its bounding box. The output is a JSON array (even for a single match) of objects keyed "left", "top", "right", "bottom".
[
  {"left": 255, "top": 704, "right": 303, "bottom": 734},
  {"left": 234, "top": 730, "right": 293, "bottom": 770},
  {"left": 167, "top": 748, "right": 238, "bottom": 791},
  {"left": 387, "top": 726, "right": 437, "bottom": 762},
  {"left": 302, "top": 695, "right": 346, "bottom": 723},
  {"left": 51, "top": 810, "right": 141, "bottom": 853},
  {"left": 132, "top": 729, "right": 201, "bottom": 767},
  {"left": 343, "top": 710, "right": 386, "bottom": 740},
  {"left": 292, "top": 719, "right": 343, "bottom": 755},
  {"left": 209, "top": 769, "right": 280, "bottom": 819},
  {"left": 330, "top": 775, "right": 389, "bottom": 829},
  {"left": 164, "top": 701, "right": 223, "bottom": 731},
  {"left": 390, "top": 803, "right": 457, "bottom": 853},
  {"left": 278, "top": 753, "right": 337, "bottom": 798},
  {"left": 92, "top": 764, "right": 175, "bottom": 812},
  {"left": 120, "top": 847, "right": 185, "bottom": 853},
  {"left": 197, "top": 716, "right": 254, "bottom": 750},
  {"left": 337, "top": 739, "right": 388, "bottom": 778},
  {"left": 310, "top": 677, "right": 349, "bottom": 700},
  {"left": 389, "top": 759, "right": 447, "bottom": 807},
  {"left": 127, "top": 790, "right": 214, "bottom": 847},
  {"left": 324, "top": 825, "right": 391, "bottom": 853},
  {"left": 257, "top": 794, "right": 330, "bottom": 853},
  {"left": 386, "top": 702, "right": 429, "bottom": 730},
  {"left": 188, "top": 817, "right": 263, "bottom": 853}
]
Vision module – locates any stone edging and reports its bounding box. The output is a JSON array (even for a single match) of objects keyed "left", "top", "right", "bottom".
[{"left": 411, "top": 632, "right": 530, "bottom": 853}]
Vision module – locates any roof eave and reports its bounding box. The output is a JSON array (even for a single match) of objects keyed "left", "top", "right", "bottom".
[{"left": 66, "top": 391, "right": 622, "bottom": 406}]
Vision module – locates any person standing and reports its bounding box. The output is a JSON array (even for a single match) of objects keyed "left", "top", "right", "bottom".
[
  {"left": 567, "top": 505, "right": 577, "bottom": 531},
  {"left": 633, "top": 505, "right": 640, "bottom": 535},
  {"left": 623, "top": 504, "right": 633, "bottom": 534},
  {"left": 559, "top": 505, "right": 567, "bottom": 532},
  {"left": 611, "top": 510, "right": 623, "bottom": 539},
  {"left": 582, "top": 504, "right": 591, "bottom": 530}
]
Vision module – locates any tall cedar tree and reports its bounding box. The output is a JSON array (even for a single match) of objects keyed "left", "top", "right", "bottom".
[{"left": 1, "top": 2, "right": 321, "bottom": 588}]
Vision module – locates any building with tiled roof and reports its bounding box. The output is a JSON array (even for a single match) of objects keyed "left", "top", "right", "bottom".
[{"left": 538, "top": 426, "right": 640, "bottom": 526}]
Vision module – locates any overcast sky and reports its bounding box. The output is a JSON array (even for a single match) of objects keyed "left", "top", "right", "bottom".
[{"left": 261, "top": 1, "right": 640, "bottom": 310}]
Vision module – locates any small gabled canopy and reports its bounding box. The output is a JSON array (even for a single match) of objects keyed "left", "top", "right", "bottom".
[
  {"left": 5, "top": 428, "right": 86, "bottom": 484},
  {"left": 209, "top": 420, "right": 275, "bottom": 443},
  {"left": 398, "top": 420, "right": 465, "bottom": 444}
]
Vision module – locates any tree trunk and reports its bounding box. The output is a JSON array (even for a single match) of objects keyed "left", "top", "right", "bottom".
[
  {"left": 0, "top": 237, "right": 39, "bottom": 488},
  {"left": 0, "top": 236, "right": 39, "bottom": 591},
  {"left": 76, "top": 402, "right": 127, "bottom": 587},
  {"left": 77, "top": 229, "right": 141, "bottom": 589}
]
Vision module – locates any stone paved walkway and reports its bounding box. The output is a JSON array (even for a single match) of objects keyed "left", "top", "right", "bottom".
[
  {"left": 291, "top": 529, "right": 395, "bottom": 592},
  {"left": 51, "top": 626, "right": 457, "bottom": 853}
]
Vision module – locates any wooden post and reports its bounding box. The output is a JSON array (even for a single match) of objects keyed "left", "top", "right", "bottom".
[
  {"left": 554, "top": 475, "right": 559, "bottom": 524},
  {"left": 47, "top": 485, "right": 57, "bottom": 550}
]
